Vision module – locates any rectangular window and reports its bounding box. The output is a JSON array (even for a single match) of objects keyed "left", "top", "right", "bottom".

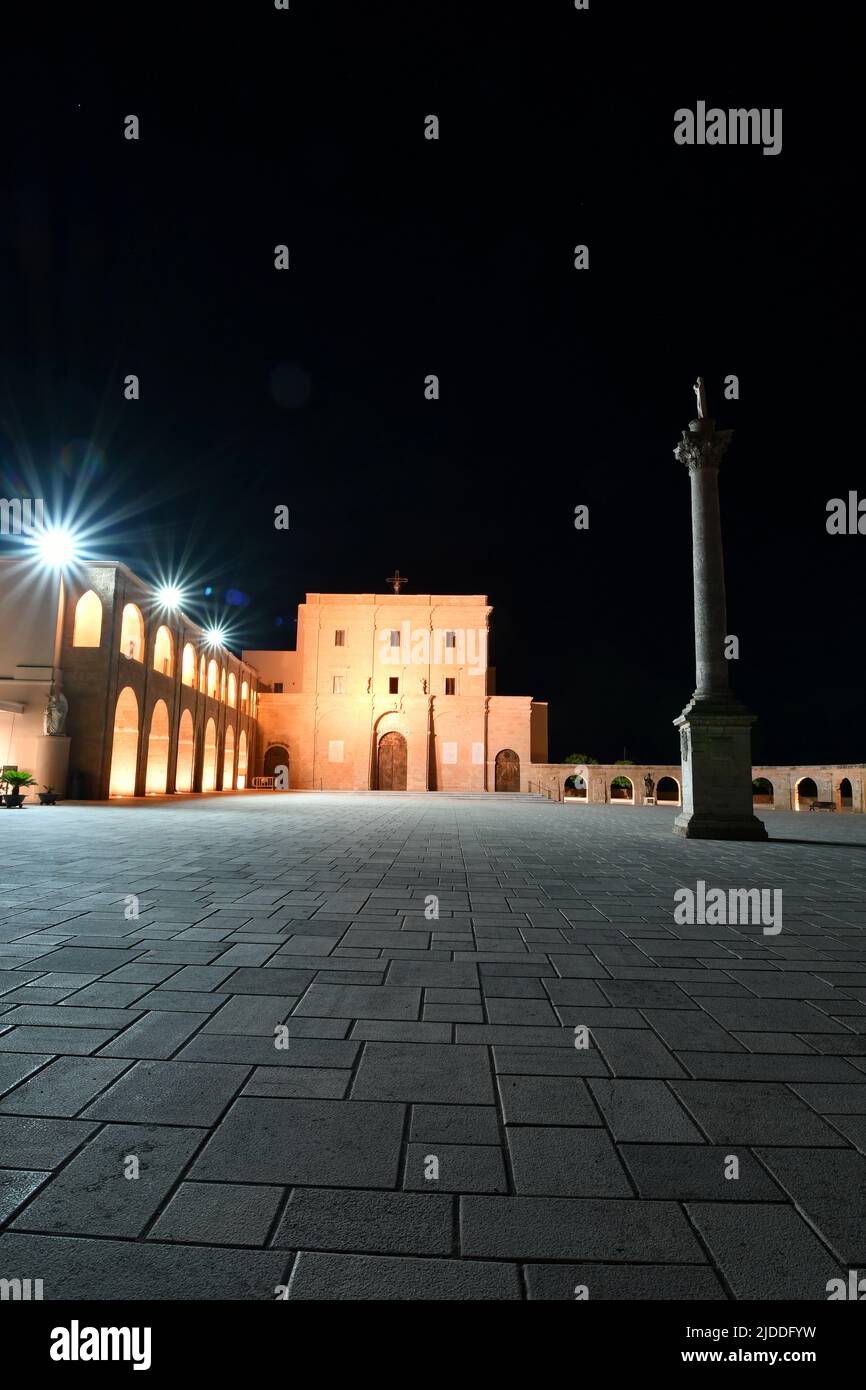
[
  {"left": 442, "top": 741, "right": 458, "bottom": 765},
  {"left": 445, "top": 677, "right": 456, "bottom": 695},
  {"left": 328, "top": 740, "right": 344, "bottom": 763},
  {"left": 445, "top": 630, "right": 456, "bottom": 649},
  {"left": 333, "top": 675, "right": 345, "bottom": 694},
  {"left": 472, "top": 741, "right": 484, "bottom": 765},
  {"left": 273, "top": 682, "right": 284, "bottom": 693},
  {"left": 389, "top": 677, "right": 399, "bottom": 694},
  {"left": 335, "top": 630, "right": 346, "bottom": 647},
  {"left": 390, "top": 629, "right": 400, "bottom": 647}
]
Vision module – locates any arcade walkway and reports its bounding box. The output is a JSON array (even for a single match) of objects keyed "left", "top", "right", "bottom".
[{"left": 1, "top": 794, "right": 865, "bottom": 1299}]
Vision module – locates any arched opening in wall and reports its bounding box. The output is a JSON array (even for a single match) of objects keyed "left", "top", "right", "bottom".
[
  {"left": 237, "top": 729, "right": 248, "bottom": 788},
  {"left": 222, "top": 725, "right": 235, "bottom": 790},
  {"left": 241, "top": 679, "right": 249, "bottom": 712},
  {"left": 153, "top": 625, "right": 174, "bottom": 677},
  {"left": 378, "top": 731, "right": 408, "bottom": 790},
  {"left": 176, "top": 709, "right": 195, "bottom": 792},
  {"left": 199, "top": 655, "right": 206, "bottom": 693},
  {"left": 119, "top": 603, "right": 144, "bottom": 661},
  {"left": 145, "top": 699, "right": 170, "bottom": 794},
  {"left": 220, "top": 669, "right": 227, "bottom": 704},
  {"left": 564, "top": 774, "right": 587, "bottom": 799},
  {"left": 795, "top": 776, "right": 818, "bottom": 811},
  {"left": 108, "top": 687, "right": 139, "bottom": 796},
  {"left": 181, "top": 643, "right": 196, "bottom": 687},
  {"left": 752, "top": 777, "right": 774, "bottom": 807},
  {"left": 72, "top": 590, "right": 103, "bottom": 647},
  {"left": 207, "top": 659, "right": 219, "bottom": 700},
  {"left": 202, "top": 718, "right": 218, "bottom": 791},
  {"left": 228, "top": 673, "right": 237, "bottom": 708},
  {"left": 494, "top": 748, "right": 520, "bottom": 792},
  {"left": 264, "top": 744, "right": 289, "bottom": 784},
  {"left": 610, "top": 775, "right": 634, "bottom": 803},
  {"left": 838, "top": 776, "right": 853, "bottom": 810},
  {"left": 656, "top": 776, "right": 680, "bottom": 804}
]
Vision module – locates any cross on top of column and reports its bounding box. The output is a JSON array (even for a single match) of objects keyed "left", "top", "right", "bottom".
[{"left": 386, "top": 569, "right": 408, "bottom": 593}]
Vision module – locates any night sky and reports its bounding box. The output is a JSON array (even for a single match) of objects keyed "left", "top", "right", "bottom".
[{"left": 1, "top": 4, "right": 860, "bottom": 765}]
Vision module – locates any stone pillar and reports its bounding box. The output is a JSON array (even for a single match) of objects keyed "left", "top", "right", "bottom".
[{"left": 673, "top": 385, "right": 767, "bottom": 840}]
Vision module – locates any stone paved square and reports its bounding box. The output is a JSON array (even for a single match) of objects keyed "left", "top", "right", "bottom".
[{"left": 1, "top": 793, "right": 865, "bottom": 1299}]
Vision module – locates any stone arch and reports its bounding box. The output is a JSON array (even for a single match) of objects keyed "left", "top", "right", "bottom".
[
  {"left": 264, "top": 743, "right": 289, "bottom": 783},
  {"left": 145, "top": 699, "right": 170, "bottom": 794},
  {"left": 176, "top": 708, "right": 195, "bottom": 792},
  {"left": 220, "top": 668, "right": 227, "bottom": 704},
  {"left": 838, "top": 776, "right": 853, "bottom": 810},
  {"left": 656, "top": 775, "right": 680, "bottom": 804},
  {"left": 108, "top": 687, "right": 139, "bottom": 796},
  {"left": 207, "top": 659, "right": 219, "bottom": 700},
  {"left": 228, "top": 673, "right": 237, "bottom": 708},
  {"left": 377, "top": 730, "right": 408, "bottom": 790},
  {"left": 222, "top": 725, "right": 235, "bottom": 789},
  {"left": 202, "top": 717, "right": 218, "bottom": 791},
  {"left": 72, "top": 589, "right": 102, "bottom": 647},
  {"left": 153, "top": 625, "right": 174, "bottom": 677},
  {"left": 752, "top": 776, "right": 774, "bottom": 807},
  {"left": 610, "top": 774, "right": 634, "bottom": 803},
  {"left": 199, "top": 654, "right": 206, "bottom": 694},
  {"left": 119, "top": 602, "right": 144, "bottom": 661},
  {"left": 181, "top": 642, "right": 196, "bottom": 687},
  {"left": 494, "top": 748, "right": 520, "bottom": 792},
  {"left": 564, "top": 773, "right": 587, "bottom": 799},
  {"left": 241, "top": 679, "right": 249, "bottom": 712},
  {"left": 795, "top": 776, "right": 818, "bottom": 811},
  {"left": 237, "top": 729, "right": 248, "bottom": 788}
]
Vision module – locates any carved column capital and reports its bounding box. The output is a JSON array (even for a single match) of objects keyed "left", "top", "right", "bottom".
[{"left": 674, "top": 426, "right": 734, "bottom": 472}]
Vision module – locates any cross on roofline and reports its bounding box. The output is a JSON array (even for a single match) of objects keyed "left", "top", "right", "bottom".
[{"left": 387, "top": 569, "right": 408, "bottom": 593}]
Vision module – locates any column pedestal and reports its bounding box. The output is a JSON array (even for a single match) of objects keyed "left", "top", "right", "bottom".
[
  {"left": 674, "top": 699, "right": 767, "bottom": 840},
  {"left": 32, "top": 735, "right": 71, "bottom": 798}
]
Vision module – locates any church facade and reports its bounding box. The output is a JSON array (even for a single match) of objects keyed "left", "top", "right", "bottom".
[{"left": 245, "top": 590, "right": 548, "bottom": 792}]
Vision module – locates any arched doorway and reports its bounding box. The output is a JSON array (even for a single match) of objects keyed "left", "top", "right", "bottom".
[
  {"left": 377, "top": 731, "right": 407, "bottom": 790},
  {"left": 145, "top": 700, "right": 170, "bottom": 794},
  {"left": 202, "top": 718, "right": 217, "bottom": 792},
  {"left": 108, "top": 687, "right": 139, "bottom": 796},
  {"left": 176, "top": 709, "right": 195, "bottom": 792},
  {"left": 237, "top": 730, "right": 248, "bottom": 788},
  {"left": 795, "top": 776, "right": 818, "bottom": 811},
  {"left": 610, "top": 775, "right": 634, "bottom": 803},
  {"left": 494, "top": 748, "right": 520, "bottom": 792},
  {"left": 72, "top": 590, "right": 103, "bottom": 647},
  {"left": 656, "top": 776, "right": 680, "bottom": 804},
  {"left": 119, "top": 603, "right": 144, "bottom": 661},
  {"left": 564, "top": 774, "right": 587, "bottom": 799},
  {"left": 838, "top": 777, "right": 853, "bottom": 810},
  {"left": 752, "top": 777, "right": 774, "bottom": 807},
  {"left": 222, "top": 726, "right": 235, "bottom": 790},
  {"left": 264, "top": 744, "right": 289, "bottom": 784}
]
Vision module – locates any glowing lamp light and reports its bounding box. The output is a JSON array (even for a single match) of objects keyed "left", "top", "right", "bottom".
[
  {"left": 204, "top": 625, "right": 225, "bottom": 647},
  {"left": 156, "top": 584, "right": 183, "bottom": 609},
  {"left": 34, "top": 526, "right": 80, "bottom": 568}
]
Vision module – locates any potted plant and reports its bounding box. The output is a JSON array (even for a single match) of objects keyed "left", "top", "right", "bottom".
[
  {"left": 0, "top": 770, "right": 36, "bottom": 808},
  {"left": 38, "top": 784, "right": 60, "bottom": 806}
]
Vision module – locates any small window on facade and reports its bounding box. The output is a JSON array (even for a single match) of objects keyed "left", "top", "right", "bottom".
[
  {"left": 390, "top": 629, "right": 400, "bottom": 647},
  {"left": 335, "top": 630, "right": 346, "bottom": 647},
  {"left": 333, "top": 675, "right": 345, "bottom": 694},
  {"left": 445, "top": 630, "right": 456, "bottom": 649},
  {"left": 274, "top": 682, "right": 284, "bottom": 693},
  {"left": 445, "top": 677, "right": 456, "bottom": 694},
  {"left": 389, "top": 677, "right": 399, "bottom": 694}
]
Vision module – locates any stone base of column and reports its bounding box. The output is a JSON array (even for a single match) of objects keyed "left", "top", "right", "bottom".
[
  {"left": 32, "top": 735, "right": 71, "bottom": 798},
  {"left": 673, "top": 698, "right": 768, "bottom": 841}
]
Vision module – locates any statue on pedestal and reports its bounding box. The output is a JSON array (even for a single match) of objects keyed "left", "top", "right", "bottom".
[{"left": 644, "top": 772, "right": 655, "bottom": 798}]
